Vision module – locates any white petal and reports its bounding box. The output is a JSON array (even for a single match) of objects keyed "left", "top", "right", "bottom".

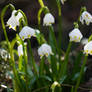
[
  {"left": 69, "top": 28, "right": 83, "bottom": 42},
  {"left": 18, "top": 45, "right": 23, "bottom": 56},
  {"left": 43, "top": 13, "right": 55, "bottom": 26}
]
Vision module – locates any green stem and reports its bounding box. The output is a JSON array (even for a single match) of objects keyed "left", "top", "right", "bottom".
[
  {"left": 38, "top": 0, "right": 45, "bottom": 7},
  {"left": 56, "top": 1, "right": 62, "bottom": 49},
  {"left": 60, "top": 42, "right": 72, "bottom": 79},
  {"left": 74, "top": 55, "right": 88, "bottom": 92},
  {"left": 1, "top": 4, "right": 22, "bottom": 92},
  {"left": 18, "top": 9, "right": 28, "bottom": 26},
  {"left": 39, "top": 56, "right": 45, "bottom": 75},
  {"left": 23, "top": 42, "right": 29, "bottom": 92},
  {"left": 18, "top": 55, "right": 23, "bottom": 71},
  {"left": 49, "top": 26, "right": 58, "bottom": 54},
  {"left": 28, "top": 39, "right": 38, "bottom": 75},
  {"left": 71, "top": 86, "right": 74, "bottom": 92}
]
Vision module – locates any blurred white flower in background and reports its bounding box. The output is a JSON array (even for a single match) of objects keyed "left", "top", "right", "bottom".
[
  {"left": 35, "top": 29, "right": 40, "bottom": 34},
  {"left": 7, "top": 10, "right": 23, "bottom": 30},
  {"left": 69, "top": 28, "right": 83, "bottom": 42},
  {"left": 43, "top": 13, "right": 55, "bottom": 26},
  {"left": 80, "top": 11, "right": 92, "bottom": 25},
  {"left": 18, "top": 44, "right": 23, "bottom": 56},
  {"left": 81, "top": 38, "right": 88, "bottom": 45},
  {"left": 61, "top": 0, "right": 67, "bottom": 4},
  {"left": 1, "top": 85, "right": 7, "bottom": 89},
  {"left": 38, "top": 43, "right": 53, "bottom": 58},
  {"left": 0, "top": 48, "right": 10, "bottom": 61},
  {"left": 19, "top": 26, "right": 36, "bottom": 41},
  {"left": 84, "top": 41, "right": 92, "bottom": 55}
]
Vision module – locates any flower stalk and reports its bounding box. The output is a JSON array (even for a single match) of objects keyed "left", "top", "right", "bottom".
[{"left": 74, "top": 55, "right": 88, "bottom": 92}]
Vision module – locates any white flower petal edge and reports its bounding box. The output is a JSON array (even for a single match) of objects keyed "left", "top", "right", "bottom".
[
  {"left": 43, "top": 13, "right": 55, "bottom": 26},
  {"left": 84, "top": 41, "right": 92, "bottom": 55},
  {"left": 19, "top": 26, "right": 36, "bottom": 41},
  {"left": 18, "top": 44, "right": 23, "bottom": 56},
  {"left": 7, "top": 10, "right": 23, "bottom": 30},
  {"left": 80, "top": 11, "right": 92, "bottom": 25},
  {"left": 61, "top": 0, "right": 66, "bottom": 4},
  {"left": 69, "top": 28, "right": 83, "bottom": 42},
  {"left": 38, "top": 43, "right": 53, "bottom": 58}
]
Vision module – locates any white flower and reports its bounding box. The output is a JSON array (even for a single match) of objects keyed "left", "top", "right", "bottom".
[
  {"left": 69, "top": 28, "right": 83, "bottom": 42},
  {"left": 80, "top": 11, "right": 92, "bottom": 25},
  {"left": 43, "top": 13, "right": 55, "bottom": 26},
  {"left": 38, "top": 43, "right": 53, "bottom": 58},
  {"left": 0, "top": 48, "right": 10, "bottom": 61},
  {"left": 35, "top": 29, "right": 40, "bottom": 34},
  {"left": 81, "top": 38, "right": 88, "bottom": 45},
  {"left": 19, "top": 26, "right": 36, "bottom": 41},
  {"left": 7, "top": 10, "right": 23, "bottom": 30},
  {"left": 61, "top": 0, "right": 66, "bottom": 4},
  {"left": 1, "top": 85, "right": 7, "bottom": 88},
  {"left": 18, "top": 44, "right": 23, "bottom": 56},
  {"left": 84, "top": 41, "right": 92, "bottom": 55}
]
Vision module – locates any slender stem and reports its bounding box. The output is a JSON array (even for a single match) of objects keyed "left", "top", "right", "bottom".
[
  {"left": 1, "top": 5, "right": 10, "bottom": 46},
  {"left": 28, "top": 39, "right": 38, "bottom": 75},
  {"left": 18, "top": 55, "right": 23, "bottom": 71},
  {"left": 39, "top": 56, "right": 44, "bottom": 75},
  {"left": 60, "top": 42, "right": 72, "bottom": 79},
  {"left": 49, "top": 26, "right": 58, "bottom": 54},
  {"left": 71, "top": 86, "right": 74, "bottom": 92},
  {"left": 38, "top": 0, "right": 45, "bottom": 7},
  {"left": 57, "top": 1, "right": 62, "bottom": 49},
  {"left": 23, "top": 42, "right": 29, "bottom": 92},
  {"left": 74, "top": 55, "right": 88, "bottom": 92},
  {"left": 1, "top": 4, "right": 22, "bottom": 92},
  {"left": 18, "top": 9, "right": 28, "bottom": 26}
]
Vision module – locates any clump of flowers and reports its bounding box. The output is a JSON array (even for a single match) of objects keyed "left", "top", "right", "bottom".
[
  {"left": 38, "top": 43, "right": 53, "bottom": 58},
  {"left": 43, "top": 13, "right": 55, "bottom": 26},
  {"left": 1, "top": 1, "right": 92, "bottom": 92},
  {"left": 80, "top": 11, "right": 92, "bottom": 25},
  {"left": 69, "top": 28, "right": 83, "bottom": 42},
  {"left": 7, "top": 10, "right": 23, "bottom": 30}
]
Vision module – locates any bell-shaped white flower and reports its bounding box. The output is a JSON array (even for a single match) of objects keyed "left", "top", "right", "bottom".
[
  {"left": 61, "top": 0, "right": 66, "bottom": 4},
  {"left": 69, "top": 28, "right": 83, "bottom": 42},
  {"left": 7, "top": 10, "right": 23, "bottom": 30},
  {"left": 19, "top": 26, "right": 36, "bottom": 41},
  {"left": 43, "top": 13, "right": 55, "bottom": 26},
  {"left": 18, "top": 44, "right": 23, "bottom": 56},
  {"left": 80, "top": 11, "right": 92, "bottom": 25},
  {"left": 84, "top": 41, "right": 92, "bottom": 55},
  {"left": 38, "top": 43, "right": 53, "bottom": 58}
]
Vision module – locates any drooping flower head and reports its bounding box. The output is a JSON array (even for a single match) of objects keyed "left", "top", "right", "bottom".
[
  {"left": 38, "top": 43, "right": 53, "bottom": 58},
  {"left": 61, "top": 0, "right": 67, "bottom": 4},
  {"left": 7, "top": 10, "right": 23, "bottom": 30},
  {"left": 18, "top": 44, "right": 23, "bottom": 56},
  {"left": 19, "top": 26, "right": 36, "bottom": 41},
  {"left": 69, "top": 28, "right": 83, "bottom": 42},
  {"left": 80, "top": 11, "right": 92, "bottom": 25},
  {"left": 84, "top": 41, "right": 92, "bottom": 55},
  {"left": 43, "top": 13, "right": 55, "bottom": 26}
]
